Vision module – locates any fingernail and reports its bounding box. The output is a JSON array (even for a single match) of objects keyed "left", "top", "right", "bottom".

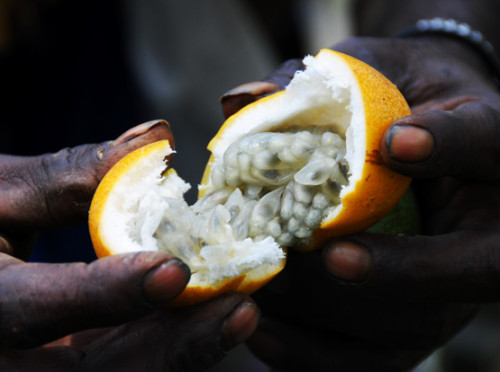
[
  {"left": 386, "top": 125, "right": 434, "bottom": 162},
  {"left": 222, "top": 302, "right": 260, "bottom": 350},
  {"left": 111, "top": 120, "right": 170, "bottom": 147},
  {"left": 325, "top": 241, "right": 372, "bottom": 282},
  {"left": 142, "top": 259, "right": 190, "bottom": 306},
  {"left": 220, "top": 81, "right": 280, "bottom": 119},
  {"left": 221, "top": 81, "right": 280, "bottom": 100}
]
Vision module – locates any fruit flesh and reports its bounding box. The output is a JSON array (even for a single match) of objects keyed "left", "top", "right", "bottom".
[
  {"left": 134, "top": 127, "right": 348, "bottom": 283},
  {"left": 125, "top": 123, "right": 351, "bottom": 281},
  {"left": 128, "top": 168, "right": 285, "bottom": 285},
  {"left": 202, "top": 128, "right": 350, "bottom": 249},
  {"left": 139, "top": 51, "right": 371, "bottom": 257}
]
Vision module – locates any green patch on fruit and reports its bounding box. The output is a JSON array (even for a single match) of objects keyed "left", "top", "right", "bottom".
[{"left": 367, "top": 185, "right": 420, "bottom": 235}]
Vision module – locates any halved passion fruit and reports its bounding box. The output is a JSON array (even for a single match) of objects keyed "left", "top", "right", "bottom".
[{"left": 89, "top": 49, "right": 411, "bottom": 306}]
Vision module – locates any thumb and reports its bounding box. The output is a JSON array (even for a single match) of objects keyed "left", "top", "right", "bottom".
[
  {"left": 0, "top": 251, "right": 190, "bottom": 348},
  {"left": 380, "top": 102, "right": 500, "bottom": 179},
  {"left": 324, "top": 231, "right": 500, "bottom": 302},
  {"left": 0, "top": 119, "right": 174, "bottom": 231}
]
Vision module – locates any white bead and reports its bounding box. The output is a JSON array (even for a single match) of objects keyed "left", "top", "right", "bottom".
[
  {"left": 292, "top": 202, "right": 308, "bottom": 220},
  {"left": 237, "top": 153, "right": 251, "bottom": 173},
  {"left": 305, "top": 209, "right": 323, "bottom": 228},
  {"left": 278, "top": 232, "right": 295, "bottom": 246},
  {"left": 253, "top": 150, "right": 277, "bottom": 170},
  {"left": 280, "top": 186, "right": 294, "bottom": 220},
  {"left": 293, "top": 182, "right": 313, "bottom": 204},
  {"left": 287, "top": 217, "right": 301, "bottom": 233},
  {"left": 265, "top": 218, "right": 282, "bottom": 238},
  {"left": 224, "top": 167, "right": 241, "bottom": 187},
  {"left": 294, "top": 226, "right": 312, "bottom": 239},
  {"left": 290, "top": 138, "right": 314, "bottom": 159},
  {"left": 294, "top": 158, "right": 336, "bottom": 186},
  {"left": 278, "top": 146, "right": 299, "bottom": 164},
  {"left": 312, "top": 193, "right": 330, "bottom": 210}
]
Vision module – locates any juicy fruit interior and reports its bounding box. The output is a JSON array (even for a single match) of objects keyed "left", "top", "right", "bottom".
[
  {"left": 129, "top": 124, "right": 351, "bottom": 283},
  {"left": 125, "top": 53, "right": 362, "bottom": 284},
  {"left": 205, "top": 128, "right": 348, "bottom": 248},
  {"left": 95, "top": 50, "right": 413, "bottom": 290}
]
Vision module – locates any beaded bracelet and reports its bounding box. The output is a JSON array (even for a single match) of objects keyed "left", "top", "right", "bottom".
[{"left": 395, "top": 18, "right": 500, "bottom": 88}]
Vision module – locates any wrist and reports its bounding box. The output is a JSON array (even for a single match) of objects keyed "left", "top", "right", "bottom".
[
  {"left": 354, "top": 0, "right": 500, "bottom": 50},
  {"left": 395, "top": 18, "right": 500, "bottom": 90}
]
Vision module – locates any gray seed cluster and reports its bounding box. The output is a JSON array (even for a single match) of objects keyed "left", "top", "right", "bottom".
[{"left": 204, "top": 130, "right": 349, "bottom": 247}]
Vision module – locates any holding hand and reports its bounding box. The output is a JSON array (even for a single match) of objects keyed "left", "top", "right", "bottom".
[
  {"left": 0, "top": 120, "right": 259, "bottom": 371},
  {"left": 222, "top": 33, "right": 500, "bottom": 370},
  {"left": 328, "top": 35, "right": 500, "bottom": 301}
]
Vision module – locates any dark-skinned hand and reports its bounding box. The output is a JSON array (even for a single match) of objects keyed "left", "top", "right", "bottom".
[
  {"left": 221, "top": 36, "right": 500, "bottom": 371},
  {"left": 0, "top": 120, "right": 259, "bottom": 371}
]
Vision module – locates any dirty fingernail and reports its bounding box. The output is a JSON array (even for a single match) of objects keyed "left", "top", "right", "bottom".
[
  {"left": 222, "top": 302, "right": 260, "bottom": 350},
  {"left": 325, "top": 241, "right": 372, "bottom": 282},
  {"left": 386, "top": 125, "right": 434, "bottom": 162},
  {"left": 221, "top": 81, "right": 280, "bottom": 100},
  {"left": 111, "top": 120, "right": 170, "bottom": 147},
  {"left": 142, "top": 259, "right": 190, "bottom": 306},
  {"left": 220, "top": 81, "right": 280, "bottom": 119}
]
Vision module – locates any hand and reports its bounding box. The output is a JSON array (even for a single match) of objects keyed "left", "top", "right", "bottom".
[
  {"left": 0, "top": 120, "right": 259, "bottom": 371},
  {"left": 325, "top": 36, "right": 500, "bottom": 300},
  {"left": 222, "top": 36, "right": 500, "bottom": 370}
]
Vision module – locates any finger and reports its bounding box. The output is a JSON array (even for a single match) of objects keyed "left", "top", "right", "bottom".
[
  {"left": 79, "top": 293, "right": 259, "bottom": 371},
  {"left": 252, "top": 251, "right": 476, "bottom": 372},
  {"left": 247, "top": 318, "right": 428, "bottom": 372},
  {"left": 220, "top": 81, "right": 280, "bottom": 119},
  {"left": 0, "top": 119, "right": 173, "bottom": 230},
  {"left": 324, "top": 230, "right": 500, "bottom": 302},
  {"left": 220, "top": 58, "right": 303, "bottom": 118},
  {"left": 0, "top": 251, "right": 190, "bottom": 348},
  {"left": 380, "top": 102, "right": 500, "bottom": 179},
  {"left": 263, "top": 58, "right": 304, "bottom": 89}
]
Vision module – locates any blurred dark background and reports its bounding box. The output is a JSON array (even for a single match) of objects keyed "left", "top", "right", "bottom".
[
  {"left": 0, "top": 0, "right": 316, "bottom": 263},
  {"left": 0, "top": 0, "right": 147, "bottom": 262}
]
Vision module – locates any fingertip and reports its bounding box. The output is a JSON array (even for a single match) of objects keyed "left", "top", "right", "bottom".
[
  {"left": 95, "top": 119, "right": 175, "bottom": 181},
  {"left": 141, "top": 258, "right": 191, "bottom": 306},
  {"left": 222, "top": 301, "right": 260, "bottom": 350},
  {"left": 324, "top": 241, "right": 372, "bottom": 282},
  {"left": 220, "top": 81, "right": 280, "bottom": 119},
  {"left": 110, "top": 119, "right": 173, "bottom": 148},
  {"left": 383, "top": 124, "right": 434, "bottom": 163}
]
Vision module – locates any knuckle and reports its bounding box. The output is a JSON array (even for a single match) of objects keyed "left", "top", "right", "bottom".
[
  {"left": 334, "top": 37, "right": 384, "bottom": 65},
  {"left": 39, "top": 147, "right": 98, "bottom": 223}
]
